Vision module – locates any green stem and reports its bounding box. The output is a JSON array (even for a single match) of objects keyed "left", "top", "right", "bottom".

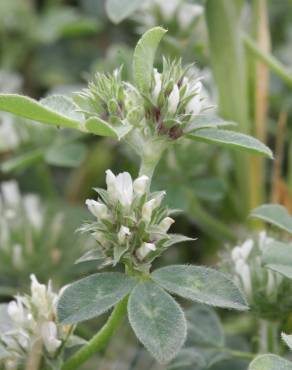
[
  {"left": 61, "top": 297, "right": 128, "bottom": 370},
  {"left": 243, "top": 33, "right": 292, "bottom": 87},
  {"left": 216, "top": 347, "right": 255, "bottom": 361},
  {"left": 258, "top": 319, "right": 280, "bottom": 354}
]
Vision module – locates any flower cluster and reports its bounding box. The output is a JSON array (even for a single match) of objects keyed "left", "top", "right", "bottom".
[
  {"left": 229, "top": 232, "right": 292, "bottom": 318},
  {"left": 0, "top": 275, "right": 74, "bottom": 369},
  {"left": 82, "top": 170, "right": 187, "bottom": 273},
  {"left": 74, "top": 59, "right": 208, "bottom": 145}
]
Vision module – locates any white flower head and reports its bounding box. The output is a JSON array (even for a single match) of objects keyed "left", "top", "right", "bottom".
[
  {"left": 168, "top": 84, "right": 180, "bottom": 114},
  {"left": 41, "top": 321, "right": 62, "bottom": 355},
  {"left": 133, "top": 175, "right": 149, "bottom": 197},
  {"left": 136, "top": 242, "right": 156, "bottom": 260},
  {"left": 85, "top": 199, "right": 109, "bottom": 220},
  {"left": 118, "top": 226, "right": 131, "bottom": 244},
  {"left": 159, "top": 217, "right": 175, "bottom": 232}
]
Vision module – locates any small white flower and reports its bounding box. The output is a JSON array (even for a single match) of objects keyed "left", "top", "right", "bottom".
[
  {"left": 154, "top": 0, "right": 179, "bottom": 20},
  {"left": 240, "top": 239, "right": 254, "bottom": 259},
  {"left": 152, "top": 69, "right": 162, "bottom": 104},
  {"left": 105, "top": 170, "right": 133, "bottom": 209},
  {"left": 133, "top": 175, "right": 149, "bottom": 196},
  {"left": 41, "top": 321, "right": 62, "bottom": 355},
  {"left": 23, "top": 194, "right": 43, "bottom": 230},
  {"left": 159, "top": 217, "right": 175, "bottom": 232},
  {"left": 30, "top": 274, "right": 48, "bottom": 317},
  {"left": 1, "top": 181, "right": 21, "bottom": 207},
  {"left": 118, "top": 226, "right": 131, "bottom": 244},
  {"left": 7, "top": 298, "right": 25, "bottom": 324},
  {"left": 142, "top": 199, "right": 156, "bottom": 223},
  {"left": 136, "top": 242, "right": 156, "bottom": 260},
  {"left": 235, "top": 259, "right": 252, "bottom": 297},
  {"left": 85, "top": 199, "right": 109, "bottom": 220},
  {"left": 231, "top": 246, "right": 242, "bottom": 262},
  {"left": 168, "top": 84, "right": 180, "bottom": 114}
]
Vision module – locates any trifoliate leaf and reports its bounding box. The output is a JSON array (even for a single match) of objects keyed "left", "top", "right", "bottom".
[
  {"left": 106, "top": 0, "right": 142, "bottom": 24},
  {"left": 57, "top": 272, "right": 136, "bottom": 324},
  {"left": 84, "top": 117, "right": 132, "bottom": 139},
  {"left": 0, "top": 94, "right": 81, "bottom": 130},
  {"left": 250, "top": 204, "right": 292, "bottom": 234},
  {"left": 152, "top": 265, "right": 248, "bottom": 310},
  {"left": 249, "top": 354, "right": 292, "bottom": 370},
  {"left": 133, "top": 27, "right": 167, "bottom": 93},
  {"left": 187, "top": 129, "right": 273, "bottom": 158},
  {"left": 128, "top": 281, "right": 187, "bottom": 364}
]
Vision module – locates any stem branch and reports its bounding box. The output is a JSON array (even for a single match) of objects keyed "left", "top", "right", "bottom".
[{"left": 61, "top": 296, "right": 128, "bottom": 370}]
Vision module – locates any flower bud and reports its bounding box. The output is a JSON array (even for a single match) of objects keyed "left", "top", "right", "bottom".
[
  {"left": 41, "top": 321, "right": 62, "bottom": 355},
  {"left": 85, "top": 199, "right": 109, "bottom": 220},
  {"left": 235, "top": 260, "right": 252, "bottom": 297},
  {"left": 142, "top": 199, "right": 156, "bottom": 223},
  {"left": 167, "top": 84, "right": 180, "bottom": 114},
  {"left": 136, "top": 242, "right": 156, "bottom": 260},
  {"left": 118, "top": 226, "right": 131, "bottom": 244},
  {"left": 240, "top": 239, "right": 253, "bottom": 259},
  {"left": 105, "top": 169, "right": 117, "bottom": 199},
  {"left": 30, "top": 274, "right": 47, "bottom": 315},
  {"left": 158, "top": 217, "right": 175, "bottom": 232},
  {"left": 152, "top": 69, "right": 162, "bottom": 104},
  {"left": 133, "top": 175, "right": 149, "bottom": 196}
]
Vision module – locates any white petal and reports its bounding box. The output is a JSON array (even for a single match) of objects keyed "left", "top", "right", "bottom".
[
  {"left": 23, "top": 194, "right": 43, "bottom": 230},
  {"left": 41, "top": 321, "right": 62, "bottom": 354},
  {"left": 159, "top": 217, "right": 175, "bottom": 232},
  {"left": 85, "top": 199, "right": 109, "bottom": 219},
  {"left": 133, "top": 175, "right": 149, "bottom": 196},
  {"left": 168, "top": 84, "right": 180, "bottom": 114},
  {"left": 115, "top": 172, "right": 133, "bottom": 208},
  {"left": 142, "top": 199, "right": 156, "bottom": 223},
  {"left": 185, "top": 94, "right": 201, "bottom": 115},
  {"left": 240, "top": 239, "right": 254, "bottom": 259},
  {"left": 118, "top": 225, "right": 131, "bottom": 244},
  {"left": 152, "top": 69, "right": 162, "bottom": 104},
  {"left": 136, "top": 242, "right": 156, "bottom": 260}
]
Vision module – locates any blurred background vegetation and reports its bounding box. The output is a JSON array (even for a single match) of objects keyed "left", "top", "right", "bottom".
[{"left": 0, "top": 0, "right": 292, "bottom": 369}]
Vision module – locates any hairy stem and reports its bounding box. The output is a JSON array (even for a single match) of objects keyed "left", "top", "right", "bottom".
[{"left": 61, "top": 296, "right": 128, "bottom": 370}]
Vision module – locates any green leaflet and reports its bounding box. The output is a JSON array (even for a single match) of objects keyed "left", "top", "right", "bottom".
[
  {"left": 185, "top": 116, "right": 236, "bottom": 133},
  {"left": 187, "top": 129, "right": 273, "bottom": 158},
  {"left": 152, "top": 265, "right": 248, "bottom": 310},
  {"left": 128, "top": 281, "right": 187, "bottom": 364},
  {"left": 262, "top": 240, "right": 292, "bottom": 279},
  {"left": 133, "top": 27, "right": 167, "bottom": 93},
  {"left": 186, "top": 304, "right": 225, "bottom": 348},
  {"left": 0, "top": 94, "right": 81, "bottom": 130},
  {"left": 105, "top": 0, "right": 142, "bottom": 24},
  {"left": 250, "top": 204, "right": 292, "bottom": 234},
  {"left": 249, "top": 354, "right": 292, "bottom": 370},
  {"left": 57, "top": 272, "right": 136, "bottom": 324}
]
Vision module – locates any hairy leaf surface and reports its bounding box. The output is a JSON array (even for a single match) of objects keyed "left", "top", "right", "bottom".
[{"left": 251, "top": 204, "right": 292, "bottom": 234}]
